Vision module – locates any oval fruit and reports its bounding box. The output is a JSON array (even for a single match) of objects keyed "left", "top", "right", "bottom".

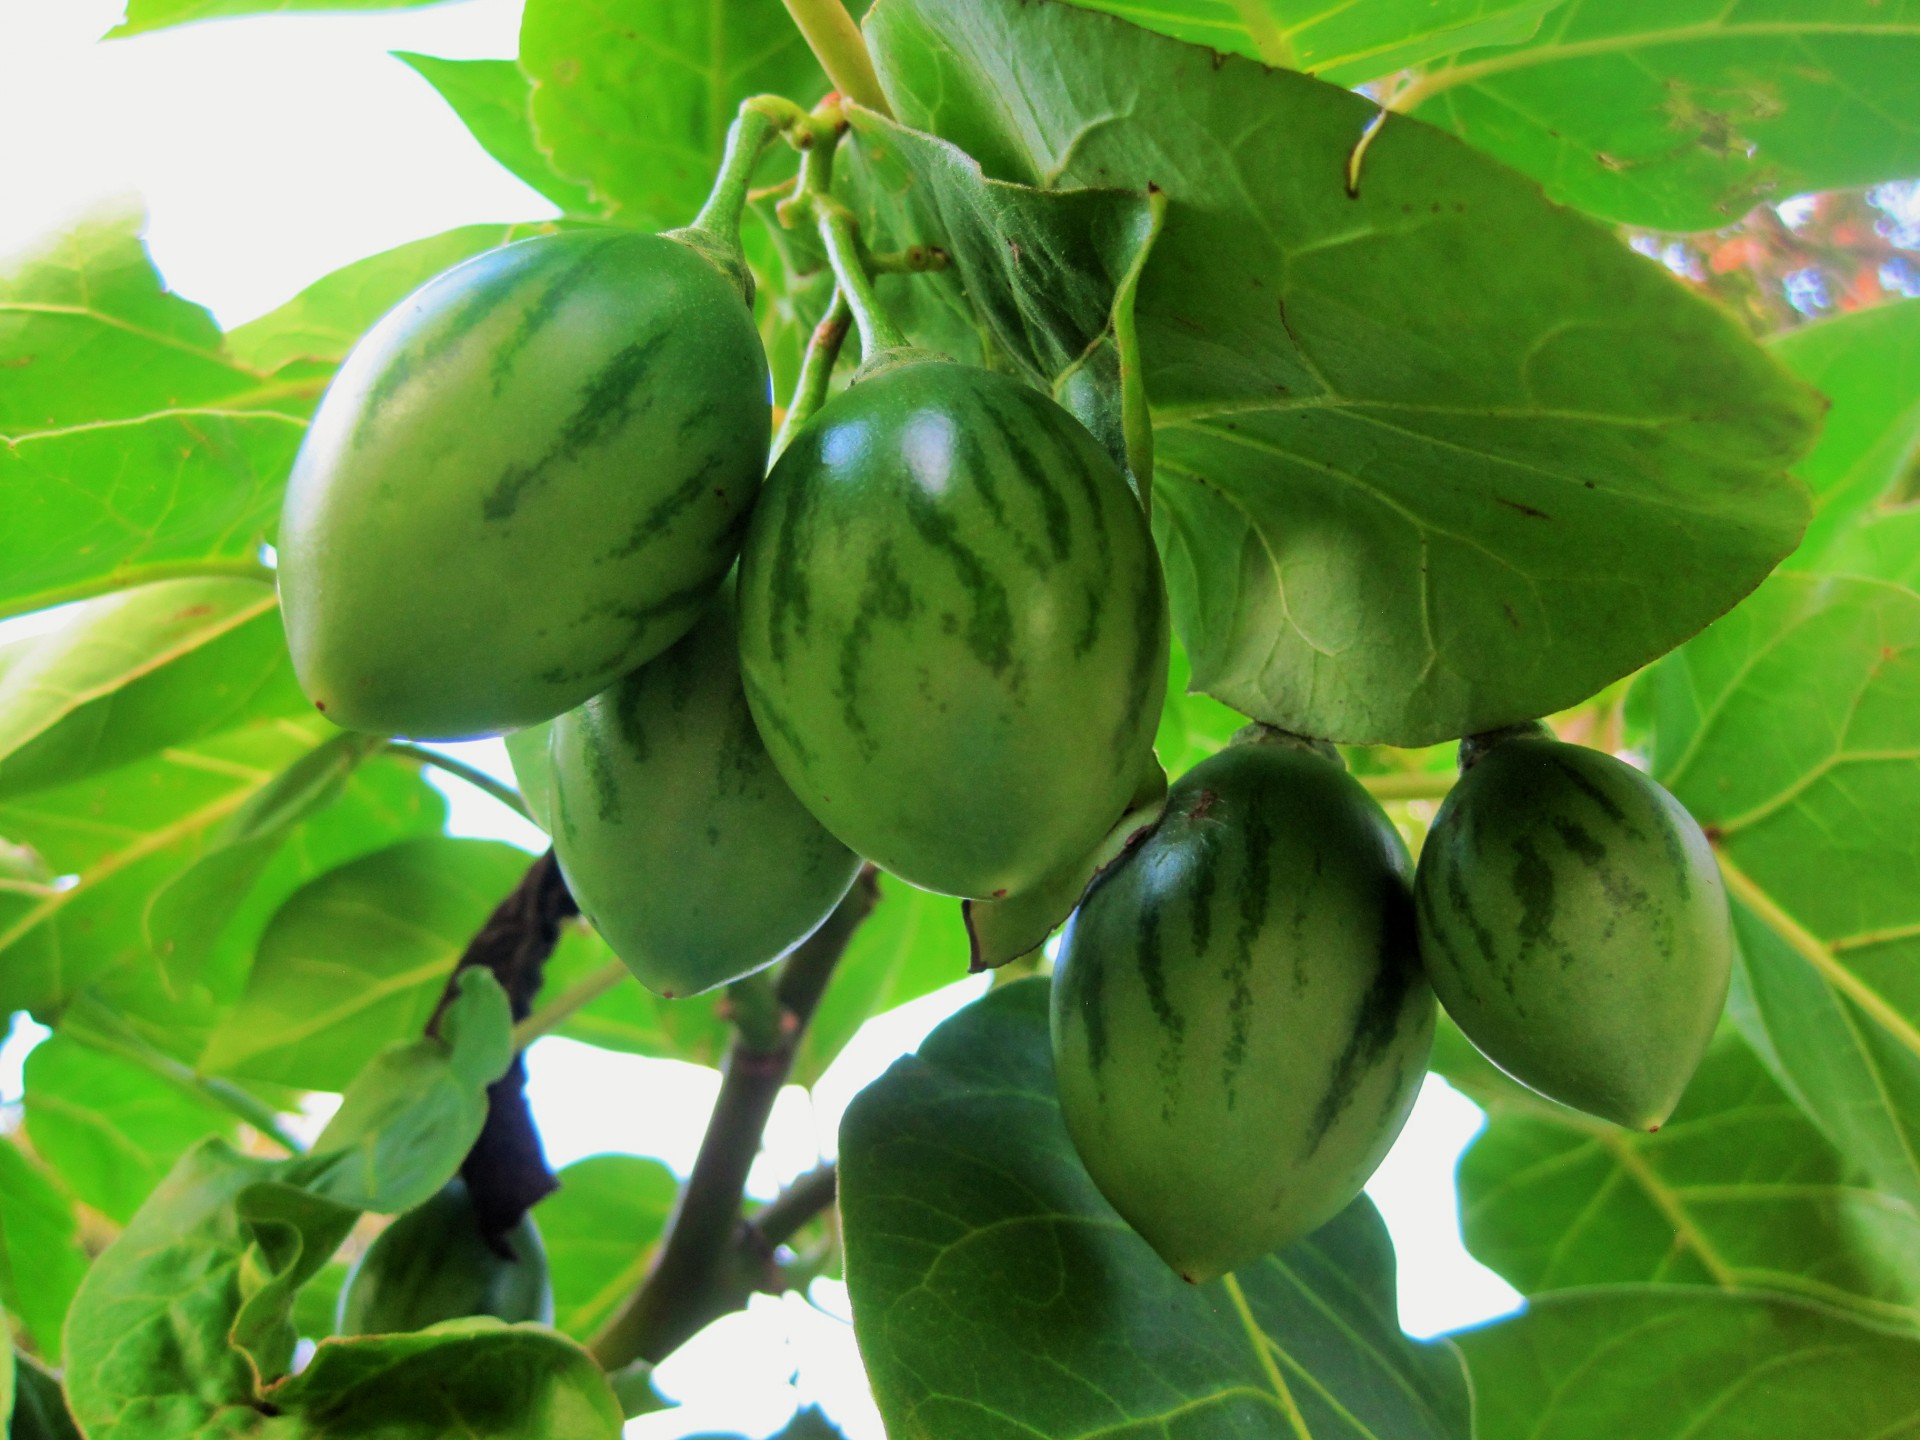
[
  {"left": 336, "top": 1180, "right": 552, "bottom": 1335},
  {"left": 1051, "top": 736, "right": 1435, "bottom": 1283},
  {"left": 280, "top": 229, "right": 770, "bottom": 740},
  {"left": 549, "top": 596, "right": 862, "bottom": 998},
  {"left": 736, "top": 359, "right": 1169, "bottom": 900},
  {"left": 1414, "top": 733, "right": 1732, "bottom": 1129}
]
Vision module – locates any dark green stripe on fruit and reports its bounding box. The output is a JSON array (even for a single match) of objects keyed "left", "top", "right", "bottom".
[
  {"left": 608, "top": 450, "right": 724, "bottom": 560},
  {"left": 835, "top": 543, "right": 917, "bottom": 755},
  {"left": 1307, "top": 903, "right": 1421, "bottom": 1154},
  {"left": 487, "top": 236, "right": 624, "bottom": 395},
  {"left": 902, "top": 483, "right": 1017, "bottom": 683},
  {"left": 1223, "top": 799, "right": 1275, "bottom": 1108}
]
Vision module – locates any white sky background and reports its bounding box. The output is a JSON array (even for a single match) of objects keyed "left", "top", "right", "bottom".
[{"left": 0, "top": 2, "right": 1521, "bottom": 1433}]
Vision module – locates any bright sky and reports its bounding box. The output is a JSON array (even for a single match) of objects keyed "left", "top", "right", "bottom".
[{"left": 0, "top": 3, "right": 1521, "bottom": 1435}]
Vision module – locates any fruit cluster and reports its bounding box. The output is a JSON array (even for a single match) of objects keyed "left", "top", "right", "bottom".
[{"left": 278, "top": 113, "right": 1732, "bottom": 1287}]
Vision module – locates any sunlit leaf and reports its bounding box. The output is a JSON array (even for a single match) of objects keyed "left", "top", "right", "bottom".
[
  {"left": 394, "top": 54, "right": 599, "bottom": 214},
  {"left": 0, "top": 1137, "right": 90, "bottom": 1361},
  {"left": 537, "top": 1154, "right": 677, "bottom": 1341}
]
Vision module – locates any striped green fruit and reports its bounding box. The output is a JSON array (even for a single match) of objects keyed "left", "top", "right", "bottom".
[
  {"left": 279, "top": 229, "right": 770, "bottom": 740},
  {"left": 736, "top": 359, "right": 1169, "bottom": 900},
  {"left": 549, "top": 597, "right": 862, "bottom": 998},
  {"left": 336, "top": 1180, "right": 552, "bottom": 1335},
  {"left": 1051, "top": 735, "right": 1435, "bottom": 1283},
  {"left": 1414, "top": 733, "right": 1732, "bottom": 1130}
]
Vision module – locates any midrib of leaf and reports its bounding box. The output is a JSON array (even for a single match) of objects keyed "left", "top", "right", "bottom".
[
  {"left": 1221, "top": 1271, "right": 1313, "bottom": 1439},
  {"left": 1595, "top": 1130, "right": 1739, "bottom": 1287},
  {"left": 1230, "top": 0, "right": 1298, "bottom": 67},
  {"left": 1707, "top": 746, "right": 1920, "bottom": 839},
  {"left": 1393, "top": 16, "right": 1920, "bottom": 110},
  {"left": 0, "top": 301, "right": 262, "bottom": 377}
]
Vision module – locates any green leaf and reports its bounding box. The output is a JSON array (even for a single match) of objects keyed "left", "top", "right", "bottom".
[
  {"left": 394, "top": 55, "right": 599, "bottom": 214},
  {"left": 306, "top": 967, "right": 513, "bottom": 1213},
  {"left": 537, "top": 1154, "right": 677, "bottom": 1341},
  {"left": 1403, "top": 3, "right": 1920, "bottom": 231},
  {"left": 22, "top": 1031, "right": 238, "bottom": 1224},
  {"left": 0, "top": 578, "right": 296, "bottom": 800},
  {"left": 264, "top": 1321, "right": 623, "bottom": 1437},
  {"left": 143, "top": 732, "right": 385, "bottom": 991},
  {"left": 1458, "top": 1287, "right": 1920, "bottom": 1439},
  {"left": 792, "top": 871, "right": 969, "bottom": 1085},
  {"left": 1444, "top": 1024, "right": 1920, "bottom": 1325},
  {"left": 224, "top": 223, "right": 554, "bottom": 380},
  {"left": 538, "top": 922, "right": 730, "bottom": 1065},
  {"left": 868, "top": 0, "right": 1819, "bottom": 746},
  {"left": 1063, "top": 0, "right": 1564, "bottom": 84},
  {"left": 7, "top": 1353, "right": 79, "bottom": 1440},
  {"left": 2, "top": 1303, "right": 12, "bottom": 1427},
  {"left": 502, "top": 721, "right": 554, "bottom": 833},
  {"left": 0, "top": 206, "right": 274, "bottom": 436},
  {"left": 840, "top": 978, "right": 1472, "bottom": 1440},
  {"left": 0, "top": 716, "right": 333, "bottom": 1021},
  {"left": 292, "top": 1259, "right": 349, "bottom": 1342},
  {"left": 110, "top": 0, "right": 456, "bottom": 37},
  {"left": 0, "top": 1137, "right": 90, "bottom": 1362},
  {"left": 201, "top": 836, "right": 531, "bottom": 1091},
  {"left": 1155, "top": 638, "right": 1249, "bottom": 778},
  {"left": 1766, "top": 298, "right": 1920, "bottom": 578},
  {"left": 1643, "top": 571, "right": 1920, "bottom": 1209},
  {"left": 519, "top": 0, "right": 826, "bottom": 229}
]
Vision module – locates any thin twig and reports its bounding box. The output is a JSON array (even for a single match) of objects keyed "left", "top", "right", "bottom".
[
  {"left": 779, "top": 0, "right": 891, "bottom": 116},
  {"left": 384, "top": 741, "right": 533, "bottom": 821}
]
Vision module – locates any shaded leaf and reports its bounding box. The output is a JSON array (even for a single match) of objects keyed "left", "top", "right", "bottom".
[
  {"left": 1443, "top": 1024, "right": 1920, "bottom": 1325},
  {"left": 0, "top": 1137, "right": 91, "bottom": 1361},
  {"left": 306, "top": 967, "right": 514, "bottom": 1214},
  {"left": 537, "top": 1154, "right": 677, "bottom": 1341},
  {"left": 7, "top": 1353, "right": 79, "bottom": 1440},
  {"left": 1404, "top": 2, "right": 1920, "bottom": 231},
  {"left": 1064, "top": 0, "right": 1564, "bottom": 85},
  {"left": 840, "top": 979, "right": 1472, "bottom": 1440},
  {"left": 22, "top": 1030, "right": 237, "bottom": 1225},
  {"left": 1458, "top": 1287, "right": 1920, "bottom": 1440},
  {"left": 869, "top": 0, "right": 1819, "bottom": 745},
  {"left": 0, "top": 578, "right": 295, "bottom": 800},
  {"left": 394, "top": 54, "right": 599, "bottom": 214},
  {"left": 520, "top": 0, "right": 825, "bottom": 229},
  {"left": 201, "top": 836, "right": 531, "bottom": 1091},
  {"left": 1643, "top": 572, "right": 1920, "bottom": 1209}
]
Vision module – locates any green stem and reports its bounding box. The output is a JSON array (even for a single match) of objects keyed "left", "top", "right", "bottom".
[
  {"left": 512, "top": 958, "right": 628, "bottom": 1049},
  {"left": 773, "top": 289, "right": 852, "bottom": 455},
  {"left": 778, "top": 0, "right": 891, "bottom": 116},
  {"left": 384, "top": 741, "right": 533, "bottom": 822},
  {"left": 68, "top": 995, "right": 305, "bottom": 1154},
  {"left": 813, "top": 195, "right": 909, "bottom": 361},
  {"left": 0, "top": 558, "right": 277, "bottom": 623},
  {"left": 1359, "top": 771, "right": 1458, "bottom": 802},
  {"left": 688, "top": 98, "right": 808, "bottom": 243}
]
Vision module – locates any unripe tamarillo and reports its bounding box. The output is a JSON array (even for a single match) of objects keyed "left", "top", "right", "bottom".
[
  {"left": 548, "top": 596, "right": 862, "bottom": 998},
  {"left": 279, "top": 229, "right": 771, "bottom": 740},
  {"left": 336, "top": 1180, "right": 552, "bottom": 1335},
  {"left": 1051, "top": 736, "right": 1435, "bottom": 1283},
  {"left": 736, "top": 359, "right": 1169, "bottom": 900},
  {"left": 1414, "top": 732, "right": 1732, "bottom": 1130}
]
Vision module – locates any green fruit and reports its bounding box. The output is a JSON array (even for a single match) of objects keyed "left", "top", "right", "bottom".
[
  {"left": 336, "top": 1180, "right": 552, "bottom": 1335},
  {"left": 279, "top": 229, "right": 770, "bottom": 741},
  {"left": 1413, "top": 733, "right": 1732, "bottom": 1130},
  {"left": 736, "top": 359, "right": 1168, "bottom": 900},
  {"left": 549, "top": 596, "right": 863, "bottom": 997},
  {"left": 1051, "top": 736, "right": 1435, "bottom": 1283}
]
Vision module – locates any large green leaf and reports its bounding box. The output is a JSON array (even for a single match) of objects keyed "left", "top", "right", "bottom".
[
  {"left": 1643, "top": 572, "right": 1920, "bottom": 1209},
  {"left": 868, "top": 0, "right": 1818, "bottom": 746},
  {"left": 22, "top": 1031, "right": 238, "bottom": 1225},
  {"left": 1402, "top": 2, "right": 1920, "bottom": 232},
  {"left": 1064, "top": 0, "right": 1564, "bottom": 84},
  {"left": 394, "top": 55, "right": 600, "bottom": 214},
  {"left": 519, "top": 0, "right": 826, "bottom": 230},
  {"left": 0, "top": 1137, "right": 90, "bottom": 1361},
  {"left": 537, "top": 1154, "right": 677, "bottom": 1341},
  {"left": 1458, "top": 1287, "right": 1920, "bottom": 1439},
  {"left": 0, "top": 578, "right": 296, "bottom": 799},
  {"left": 1444, "top": 1025, "right": 1920, "bottom": 1325},
  {"left": 110, "top": 0, "right": 455, "bottom": 36},
  {"left": 202, "top": 837, "right": 527, "bottom": 1091},
  {"left": 0, "top": 717, "right": 334, "bottom": 1022},
  {"left": 840, "top": 979, "right": 1472, "bottom": 1440}
]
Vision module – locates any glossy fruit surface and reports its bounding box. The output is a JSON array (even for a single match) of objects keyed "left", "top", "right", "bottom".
[
  {"left": 279, "top": 229, "right": 770, "bottom": 740},
  {"left": 549, "top": 597, "right": 862, "bottom": 998},
  {"left": 1414, "top": 734, "right": 1732, "bottom": 1129},
  {"left": 1051, "top": 737, "right": 1435, "bottom": 1283},
  {"left": 336, "top": 1180, "right": 552, "bottom": 1335},
  {"left": 736, "top": 359, "right": 1168, "bottom": 900}
]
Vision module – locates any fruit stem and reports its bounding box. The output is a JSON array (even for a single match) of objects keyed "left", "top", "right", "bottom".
[
  {"left": 778, "top": 0, "right": 892, "bottom": 116},
  {"left": 687, "top": 97, "right": 807, "bottom": 242},
  {"left": 511, "top": 958, "right": 629, "bottom": 1050},
  {"left": 384, "top": 741, "right": 533, "bottom": 822},
  {"left": 773, "top": 288, "right": 852, "bottom": 455},
  {"left": 812, "top": 193, "right": 912, "bottom": 361}
]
